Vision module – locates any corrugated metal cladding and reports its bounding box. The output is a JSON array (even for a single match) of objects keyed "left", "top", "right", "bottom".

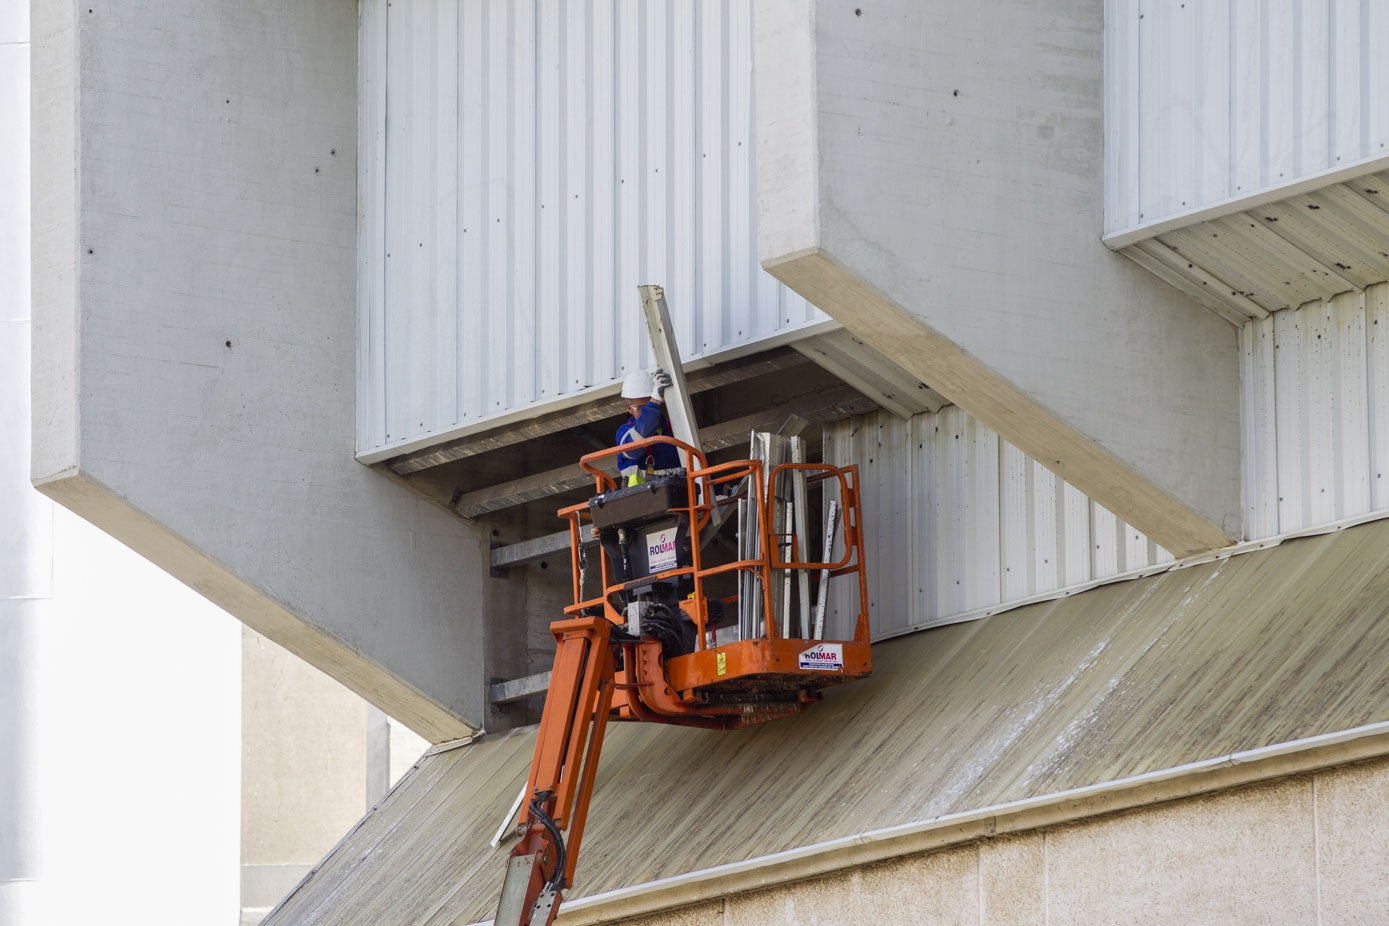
[
  {"left": 357, "top": 0, "right": 822, "bottom": 459},
  {"left": 823, "top": 409, "right": 1172, "bottom": 641},
  {"left": 1242, "top": 282, "right": 1389, "bottom": 539},
  {"left": 1105, "top": 0, "right": 1389, "bottom": 237}
]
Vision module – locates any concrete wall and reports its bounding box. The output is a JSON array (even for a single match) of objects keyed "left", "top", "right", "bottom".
[
  {"left": 29, "top": 0, "right": 488, "bottom": 739},
  {"left": 612, "top": 754, "right": 1389, "bottom": 926},
  {"left": 240, "top": 627, "right": 368, "bottom": 914},
  {"left": 754, "top": 0, "right": 1243, "bottom": 557}
]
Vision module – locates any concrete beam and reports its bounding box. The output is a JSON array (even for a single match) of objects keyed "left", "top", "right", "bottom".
[
  {"left": 30, "top": 0, "right": 485, "bottom": 740},
  {"left": 489, "top": 672, "right": 552, "bottom": 706},
  {"left": 754, "top": 0, "right": 1241, "bottom": 557},
  {"left": 490, "top": 531, "right": 574, "bottom": 571}
]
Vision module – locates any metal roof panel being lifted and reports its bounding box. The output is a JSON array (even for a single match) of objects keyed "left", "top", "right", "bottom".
[{"left": 263, "top": 516, "right": 1389, "bottom": 925}]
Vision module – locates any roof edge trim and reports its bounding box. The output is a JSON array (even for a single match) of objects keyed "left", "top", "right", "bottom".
[
  {"left": 1103, "top": 153, "right": 1389, "bottom": 250},
  {"left": 539, "top": 720, "right": 1389, "bottom": 926}
]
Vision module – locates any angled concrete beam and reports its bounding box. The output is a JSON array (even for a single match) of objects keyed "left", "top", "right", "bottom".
[{"left": 754, "top": 0, "right": 1241, "bottom": 557}]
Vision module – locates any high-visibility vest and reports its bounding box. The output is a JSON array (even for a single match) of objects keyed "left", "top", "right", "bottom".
[{"left": 619, "top": 418, "right": 667, "bottom": 486}]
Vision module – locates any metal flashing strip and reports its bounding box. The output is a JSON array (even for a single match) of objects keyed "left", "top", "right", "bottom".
[
  {"left": 424, "top": 734, "right": 480, "bottom": 757},
  {"left": 541, "top": 720, "right": 1389, "bottom": 926}
]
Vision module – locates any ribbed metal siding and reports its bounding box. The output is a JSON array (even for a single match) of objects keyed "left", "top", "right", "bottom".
[
  {"left": 357, "top": 0, "right": 822, "bottom": 457},
  {"left": 824, "top": 409, "right": 1172, "bottom": 641},
  {"left": 1105, "top": 0, "right": 1389, "bottom": 236},
  {"left": 1242, "top": 283, "right": 1389, "bottom": 539}
]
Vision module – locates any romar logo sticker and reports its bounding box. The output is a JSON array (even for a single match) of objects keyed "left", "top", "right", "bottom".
[
  {"left": 798, "top": 642, "right": 844, "bottom": 671},
  {"left": 646, "top": 527, "right": 678, "bottom": 572}
]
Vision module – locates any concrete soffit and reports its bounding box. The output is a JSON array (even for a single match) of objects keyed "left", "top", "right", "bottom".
[{"left": 1108, "top": 163, "right": 1389, "bottom": 326}]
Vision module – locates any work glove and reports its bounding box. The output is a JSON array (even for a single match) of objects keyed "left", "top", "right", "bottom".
[{"left": 651, "top": 369, "right": 672, "bottom": 402}]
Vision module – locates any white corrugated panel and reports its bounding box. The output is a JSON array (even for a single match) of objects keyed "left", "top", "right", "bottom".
[
  {"left": 357, "top": 0, "right": 824, "bottom": 459},
  {"left": 1105, "top": 0, "right": 1389, "bottom": 237},
  {"left": 1241, "top": 282, "right": 1389, "bottom": 539},
  {"left": 822, "top": 409, "right": 1173, "bottom": 641}
]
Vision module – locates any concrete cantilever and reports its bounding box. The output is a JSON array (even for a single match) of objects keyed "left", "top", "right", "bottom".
[
  {"left": 752, "top": 0, "right": 1242, "bottom": 558},
  {"left": 29, "top": 0, "right": 487, "bottom": 740},
  {"left": 764, "top": 249, "right": 1232, "bottom": 558}
]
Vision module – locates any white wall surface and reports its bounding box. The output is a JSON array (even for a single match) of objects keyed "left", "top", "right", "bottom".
[
  {"left": 2, "top": 12, "right": 42, "bottom": 918},
  {"left": 1106, "top": 0, "right": 1389, "bottom": 237},
  {"left": 35, "top": 507, "right": 243, "bottom": 926},
  {"left": 29, "top": 0, "right": 488, "bottom": 738},
  {"left": 1242, "top": 284, "right": 1389, "bottom": 539},
  {"left": 358, "top": 0, "right": 824, "bottom": 460},
  {"left": 755, "top": 0, "right": 1243, "bottom": 557},
  {"left": 824, "top": 408, "right": 1171, "bottom": 641}
]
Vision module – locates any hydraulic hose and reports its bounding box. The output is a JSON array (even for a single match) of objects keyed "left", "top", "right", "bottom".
[{"left": 528, "top": 790, "right": 567, "bottom": 891}]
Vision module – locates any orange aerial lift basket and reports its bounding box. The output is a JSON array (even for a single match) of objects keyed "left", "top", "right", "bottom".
[{"left": 495, "top": 435, "right": 872, "bottom": 926}]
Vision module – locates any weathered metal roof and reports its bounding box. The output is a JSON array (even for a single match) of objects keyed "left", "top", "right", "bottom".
[{"left": 265, "top": 517, "right": 1389, "bottom": 926}]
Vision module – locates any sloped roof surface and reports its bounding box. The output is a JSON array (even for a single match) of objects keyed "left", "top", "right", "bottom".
[{"left": 266, "top": 518, "right": 1389, "bottom": 925}]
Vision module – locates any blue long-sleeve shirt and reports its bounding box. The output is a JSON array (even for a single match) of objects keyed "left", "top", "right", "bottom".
[{"left": 616, "top": 401, "right": 681, "bottom": 475}]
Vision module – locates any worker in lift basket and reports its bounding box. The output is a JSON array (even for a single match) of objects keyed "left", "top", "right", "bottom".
[{"left": 616, "top": 369, "right": 680, "bottom": 486}]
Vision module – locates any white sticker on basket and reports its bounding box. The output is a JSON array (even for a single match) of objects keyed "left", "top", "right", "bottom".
[
  {"left": 646, "top": 527, "right": 678, "bottom": 572},
  {"left": 798, "top": 643, "right": 843, "bottom": 671}
]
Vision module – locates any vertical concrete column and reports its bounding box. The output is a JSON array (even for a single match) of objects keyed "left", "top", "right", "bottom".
[{"left": 1, "top": 6, "right": 43, "bottom": 918}]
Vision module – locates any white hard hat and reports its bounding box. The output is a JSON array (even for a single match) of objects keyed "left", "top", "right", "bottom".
[{"left": 620, "top": 370, "right": 651, "bottom": 399}]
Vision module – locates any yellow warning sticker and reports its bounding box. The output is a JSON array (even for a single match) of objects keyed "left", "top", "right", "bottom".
[{"left": 716, "top": 652, "right": 727, "bottom": 676}]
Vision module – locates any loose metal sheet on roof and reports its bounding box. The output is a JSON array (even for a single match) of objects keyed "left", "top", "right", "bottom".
[{"left": 265, "top": 517, "right": 1389, "bottom": 926}]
